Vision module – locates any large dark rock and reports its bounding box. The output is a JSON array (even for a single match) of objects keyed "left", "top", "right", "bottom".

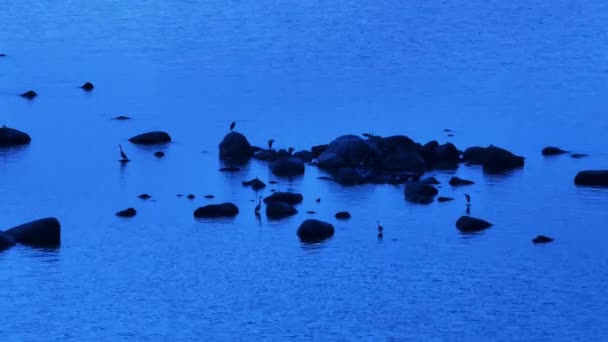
[
  {"left": 129, "top": 131, "right": 171, "bottom": 145},
  {"left": 336, "top": 167, "right": 365, "bottom": 186},
  {"left": 5, "top": 217, "right": 60, "bottom": 247},
  {"left": 372, "top": 135, "right": 418, "bottom": 155},
  {"left": 297, "top": 219, "right": 335, "bottom": 242},
  {"left": 574, "top": 170, "right": 608, "bottom": 186},
  {"left": 317, "top": 135, "right": 382, "bottom": 169},
  {"left": 0, "top": 126, "right": 31, "bottom": 147},
  {"left": 422, "top": 141, "right": 460, "bottom": 169},
  {"left": 449, "top": 176, "right": 475, "bottom": 186},
  {"left": 404, "top": 182, "right": 438, "bottom": 204},
  {"left": 311, "top": 144, "right": 328, "bottom": 158},
  {"left": 264, "top": 192, "right": 303, "bottom": 205},
  {"left": 219, "top": 132, "right": 253, "bottom": 162},
  {"left": 193, "top": 203, "right": 239, "bottom": 218},
  {"left": 542, "top": 147, "right": 568, "bottom": 156},
  {"left": 116, "top": 208, "right": 136, "bottom": 217},
  {"left": 463, "top": 145, "right": 524, "bottom": 173},
  {"left": 266, "top": 201, "right": 298, "bottom": 219},
  {"left": 381, "top": 150, "right": 426, "bottom": 172},
  {"left": 271, "top": 157, "right": 305, "bottom": 177},
  {"left": 293, "top": 150, "right": 314, "bottom": 163},
  {"left": 20, "top": 90, "right": 37, "bottom": 99},
  {"left": 0, "top": 231, "right": 16, "bottom": 251},
  {"left": 253, "top": 149, "right": 278, "bottom": 162},
  {"left": 335, "top": 211, "right": 351, "bottom": 220},
  {"left": 455, "top": 216, "right": 493, "bottom": 232}
]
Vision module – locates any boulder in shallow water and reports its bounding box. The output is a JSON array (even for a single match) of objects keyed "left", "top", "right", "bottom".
[
  {"left": 194, "top": 203, "right": 239, "bottom": 218},
  {"left": 463, "top": 145, "right": 524, "bottom": 173},
  {"left": 532, "top": 235, "right": 554, "bottom": 244},
  {"left": 542, "top": 146, "right": 568, "bottom": 156},
  {"left": 242, "top": 178, "right": 266, "bottom": 191},
  {"left": 271, "top": 157, "right": 305, "bottom": 177},
  {"left": 5, "top": 217, "right": 61, "bottom": 247},
  {"left": 574, "top": 170, "right": 608, "bottom": 186},
  {"left": 449, "top": 176, "right": 475, "bottom": 186},
  {"left": 129, "top": 131, "right": 171, "bottom": 144},
  {"left": 335, "top": 211, "right": 351, "bottom": 220},
  {"left": 404, "top": 182, "right": 438, "bottom": 204},
  {"left": 266, "top": 201, "right": 298, "bottom": 219},
  {"left": 297, "top": 219, "right": 335, "bottom": 242},
  {"left": 20, "top": 90, "right": 37, "bottom": 99},
  {"left": 219, "top": 132, "right": 253, "bottom": 162},
  {"left": 0, "top": 231, "right": 16, "bottom": 251},
  {"left": 264, "top": 192, "right": 303, "bottom": 205},
  {"left": 455, "top": 216, "right": 492, "bottom": 232},
  {"left": 0, "top": 126, "right": 31, "bottom": 147},
  {"left": 116, "top": 208, "right": 136, "bottom": 218},
  {"left": 317, "top": 135, "right": 382, "bottom": 169},
  {"left": 81, "top": 82, "right": 94, "bottom": 91}
]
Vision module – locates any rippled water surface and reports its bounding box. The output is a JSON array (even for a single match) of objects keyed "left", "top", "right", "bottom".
[{"left": 2, "top": 1, "right": 608, "bottom": 340}]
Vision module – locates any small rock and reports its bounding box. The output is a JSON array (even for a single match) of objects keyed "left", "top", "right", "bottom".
[
  {"left": 193, "top": 203, "right": 239, "bottom": 218},
  {"left": 129, "top": 131, "right": 171, "bottom": 145},
  {"left": 20, "top": 90, "right": 37, "bottom": 99},
  {"left": 542, "top": 147, "right": 568, "bottom": 156},
  {"left": 81, "top": 82, "right": 94, "bottom": 91},
  {"left": 404, "top": 182, "right": 438, "bottom": 204},
  {"left": 4, "top": 217, "right": 61, "bottom": 247},
  {"left": 571, "top": 153, "right": 588, "bottom": 159},
  {"left": 116, "top": 208, "right": 137, "bottom": 218},
  {"left": 437, "top": 197, "right": 454, "bottom": 202},
  {"left": 335, "top": 211, "right": 351, "bottom": 220},
  {"left": 316, "top": 198, "right": 321, "bottom": 203},
  {"left": 242, "top": 178, "right": 266, "bottom": 191},
  {"left": 0, "top": 126, "right": 32, "bottom": 147},
  {"left": 138, "top": 194, "right": 151, "bottom": 199},
  {"left": 574, "top": 170, "right": 608, "bottom": 186},
  {"left": 297, "top": 219, "right": 335, "bottom": 242},
  {"left": 113, "top": 115, "right": 132, "bottom": 120},
  {"left": 154, "top": 151, "right": 165, "bottom": 158},
  {"left": 204, "top": 195, "right": 215, "bottom": 199},
  {"left": 455, "top": 216, "right": 493, "bottom": 232},
  {"left": 266, "top": 201, "right": 298, "bottom": 219},
  {"left": 532, "top": 235, "right": 554, "bottom": 244},
  {"left": 187, "top": 194, "right": 195, "bottom": 199},
  {"left": 449, "top": 176, "right": 475, "bottom": 186},
  {"left": 219, "top": 166, "right": 240, "bottom": 172},
  {"left": 306, "top": 211, "right": 316, "bottom": 214}
]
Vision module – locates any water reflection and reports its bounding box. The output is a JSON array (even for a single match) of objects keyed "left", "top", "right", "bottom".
[{"left": 299, "top": 238, "right": 332, "bottom": 252}]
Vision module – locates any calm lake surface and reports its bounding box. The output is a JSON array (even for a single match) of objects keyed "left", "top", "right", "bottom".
[{"left": 2, "top": 1, "right": 608, "bottom": 340}]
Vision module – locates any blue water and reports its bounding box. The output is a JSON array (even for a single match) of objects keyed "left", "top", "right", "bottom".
[{"left": 2, "top": 1, "right": 608, "bottom": 340}]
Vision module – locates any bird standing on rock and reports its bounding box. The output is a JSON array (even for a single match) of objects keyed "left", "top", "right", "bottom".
[
  {"left": 464, "top": 193, "right": 471, "bottom": 205},
  {"left": 230, "top": 121, "right": 236, "bottom": 131}
]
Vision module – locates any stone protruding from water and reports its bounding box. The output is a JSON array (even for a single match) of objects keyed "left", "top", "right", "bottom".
[
  {"left": 81, "top": 82, "right": 94, "bottom": 91},
  {"left": 574, "top": 170, "right": 608, "bottom": 186},
  {"left": 4, "top": 217, "right": 61, "bottom": 247},
  {"left": 20, "top": 90, "right": 37, "bottom": 99},
  {"left": 455, "top": 216, "right": 493, "bottom": 232},
  {"left": 297, "top": 219, "right": 335, "bottom": 242},
  {"left": 116, "top": 208, "right": 137, "bottom": 218},
  {"left": 194, "top": 203, "right": 239, "bottom": 218},
  {"left": 266, "top": 201, "right": 298, "bottom": 219},
  {"left": 219, "top": 131, "right": 253, "bottom": 162},
  {"left": 404, "top": 182, "right": 438, "bottom": 204},
  {"left": 463, "top": 145, "right": 524, "bottom": 173},
  {"left": 532, "top": 235, "right": 554, "bottom": 244},
  {"left": 129, "top": 131, "right": 171, "bottom": 145},
  {"left": 0, "top": 126, "right": 31, "bottom": 147},
  {"left": 542, "top": 146, "right": 568, "bottom": 156},
  {"left": 264, "top": 192, "right": 303, "bottom": 205}
]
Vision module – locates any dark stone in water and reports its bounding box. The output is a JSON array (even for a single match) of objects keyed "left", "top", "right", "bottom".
[
  {"left": 0, "top": 231, "right": 16, "bottom": 251},
  {"left": 193, "top": 203, "right": 239, "bottom": 218},
  {"left": 81, "top": 82, "right": 94, "bottom": 91},
  {"left": 571, "top": 153, "right": 588, "bottom": 159},
  {"left": 437, "top": 197, "right": 454, "bottom": 202},
  {"left": 219, "top": 131, "right": 253, "bottom": 162},
  {"left": 5, "top": 217, "right": 61, "bottom": 247},
  {"left": 0, "top": 126, "right": 31, "bottom": 147},
  {"left": 129, "top": 131, "right": 171, "bottom": 145},
  {"left": 269, "top": 180, "right": 278, "bottom": 184},
  {"left": 113, "top": 115, "right": 132, "bottom": 120},
  {"left": 138, "top": 194, "right": 151, "bottom": 199},
  {"left": 293, "top": 150, "right": 314, "bottom": 163},
  {"left": 455, "top": 216, "right": 493, "bottom": 232},
  {"left": 204, "top": 195, "right": 215, "bottom": 199},
  {"left": 311, "top": 144, "right": 328, "bottom": 158},
  {"left": 219, "top": 166, "right": 240, "bottom": 172},
  {"left": 266, "top": 201, "right": 298, "bottom": 219},
  {"left": 420, "top": 176, "right": 440, "bottom": 185},
  {"left": 542, "top": 146, "right": 568, "bottom": 156},
  {"left": 335, "top": 211, "right": 351, "bottom": 220},
  {"left": 463, "top": 145, "right": 524, "bottom": 173},
  {"left": 271, "top": 157, "right": 305, "bottom": 177},
  {"left": 404, "top": 182, "right": 438, "bottom": 204},
  {"left": 306, "top": 211, "right": 316, "bottom": 214},
  {"left": 242, "top": 178, "right": 266, "bottom": 191},
  {"left": 317, "top": 135, "right": 381, "bottom": 169},
  {"left": 532, "top": 235, "right": 554, "bottom": 244},
  {"left": 187, "top": 194, "right": 195, "bottom": 199},
  {"left": 0, "top": 53, "right": 6, "bottom": 57},
  {"left": 449, "top": 176, "right": 475, "bottom": 186},
  {"left": 264, "top": 192, "right": 303, "bottom": 205},
  {"left": 20, "top": 90, "right": 37, "bottom": 99},
  {"left": 297, "top": 219, "right": 335, "bottom": 242},
  {"left": 253, "top": 149, "right": 278, "bottom": 162},
  {"left": 116, "top": 208, "right": 136, "bottom": 218},
  {"left": 154, "top": 151, "right": 165, "bottom": 158},
  {"left": 574, "top": 170, "right": 608, "bottom": 186}
]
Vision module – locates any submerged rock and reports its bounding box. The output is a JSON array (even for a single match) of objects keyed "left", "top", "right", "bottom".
[
  {"left": 193, "top": 203, "right": 239, "bottom": 218},
  {"left": 266, "top": 201, "right": 298, "bottom": 219},
  {"left": 542, "top": 147, "right": 568, "bottom": 156},
  {"left": 437, "top": 197, "right": 454, "bottom": 202},
  {"left": 113, "top": 115, "right": 132, "bottom": 120},
  {"left": 219, "top": 132, "right": 253, "bottom": 162},
  {"left": 264, "top": 192, "right": 303, "bottom": 205},
  {"left": 242, "top": 178, "right": 266, "bottom": 191},
  {"left": 154, "top": 151, "right": 165, "bottom": 158},
  {"left": 571, "top": 153, "right": 588, "bottom": 159},
  {"left": 297, "top": 219, "right": 335, "bottom": 242},
  {"left": 404, "top": 182, "right": 438, "bottom": 204},
  {"left": 455, "top": 216, "right": 493, "bottom": 232},
  {"left": 532, "top": 235, "right": 554, "bottom": 244},
  {"left": 271, "top": 157, "right": 305, "bottom": 177},
  {"left": 449, "top": 176, "right": 475, "bottom": 186},
  {"left": 574, "top": 170, "right": 608, "bottom": 186},
  {"left": 0, "top": 126, "right": 31, "bottom": 147},
  {"left": 317, "top": 135, "right": 381, "bottom": 169},
  {"left": 116, "top": 208, "right": 136, "bottom": 218},
  {"left": 5, "top": 217, "right": 61, "bottom": 247},
  {"left": 129, "top": 131, "right": 171, "bottom": 144},
  {"left": 20, "top": 90, "right": 37, "bottom": 99},
  {"left": 335, "top": 211, "right": 351, "bottom": 220},
  {"left": 138, "top": 194, "right": 151, "bottom": 199}
]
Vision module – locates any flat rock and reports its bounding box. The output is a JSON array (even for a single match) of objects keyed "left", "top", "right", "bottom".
[
  {"left": 542, "top": 147, "right": 568, "bottom": 156},
  {"left": 5, "top": 217, "right": 61, "bottom": 247},
  {"left": 129, "top": 131, "right": 171, "bottom": 145},
  {"left": 116, "top": 208, "right": 136, "bottom": 218},
  {"left": 264, "top": 192, "right": 303, "bottom": 205},
  {"left": 335, "top": 211, "right": 351, "bottom": 220},
  {"left": 404, "top": 182, "right": 438, "bottom": 204},
  {"left": 266, "top": 201, "right": 298, "bottom": 219},
  {"left": 574, "top": 170, "right": 608, "bottom": 186},
  {"left": 194, "top": 203, "right": 239, "bottom": 218},
  {"left": 437, "top": 197, "right": 454, "bottom": 202},
  {"left": 455, "top": 216, "right": 493, "bottom": 232},
  {"left": 0, "top": 126, "right": 31, "bottom": 147},
  {"left": 20, "top": 90, "right": 37, "bottom": 99}
]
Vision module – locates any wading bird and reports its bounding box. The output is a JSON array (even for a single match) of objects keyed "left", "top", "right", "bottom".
[
  {"left": 230, "top": 121, "right": 236, "bottom": 131},
  {"left": 118, "top": 144, "right": 128, "bottom": 160}
]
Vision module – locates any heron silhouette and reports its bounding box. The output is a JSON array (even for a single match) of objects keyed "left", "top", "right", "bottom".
[
  {"left": 254, "top": 196, "right": 262, "bottom": 214},
  {"left": 268, "top": 139, "right": 275, "bottom": 150},
  {"left": 118, "top": 144, "right": 128, "bottom": 161},
  {"left": 464, "top": 193, "right": 471, "bottom": 205},
  {"left": 377, "top": 221, "right": 383, "bottom": 233},
  {"left": 229, "top": 121, "right": 236, "bottom": 131}
]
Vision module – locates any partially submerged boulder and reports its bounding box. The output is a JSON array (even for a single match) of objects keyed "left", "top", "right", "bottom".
[
  {"left": 404, "top": 182, "right": 438, "bottom": 204},
  {"left": 297, "top": 219, "right": 335, "bottom": 242},
  {"left": 335, "top": 211, "right": 351, "bottom": 220},
  {"left": 463, "top": 145, "right": 524, "bottom": 173},
  {"left": 116, "top": 208, "right": 136, "bottom": 218},
  {"left": 219, "top": 132, "right": 253, "bottom": 162},
  {"left": 266, "top": 201, "right": 298, "bottom": 219},
  {"left": 0, "top": 231, "right": 16, "bottom": 251},
  {"left": 317, "top": 135, "right": 381, "bottom": 169},
  {"left": 129, "top": 131, "right": 171, "bottom": 144},
  {"left": 532, "top": 235, "right": 554, "bottom": 244},
  {"left": 542, "top": 147, "right": 568, "bottom": 156},
  {"left": 455, "top": 216, "right": 492, "bottom": 232},
  {"left": 264, "top": 192, "right": 303, "bottom": 205},
  {"left": 242, "top": 178, "right": 266, "bottom": 191},
  {"left": 574, "top": 170, "right": 608, "bottom": 186},
  {"left": 271, "top": 157, "right": 305, "bottom": 177},
  {"left": 0, "top": 126, "right": 31, "bottom": 147},
  {"left": 449, "top": 176, "right": 475, "bottom": 186},
  {"left": 194, "top": 203, "right": 239, "bottom": 218},
  {"left": 4, "top": 217, "right": 61, "bottom": 247}
]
